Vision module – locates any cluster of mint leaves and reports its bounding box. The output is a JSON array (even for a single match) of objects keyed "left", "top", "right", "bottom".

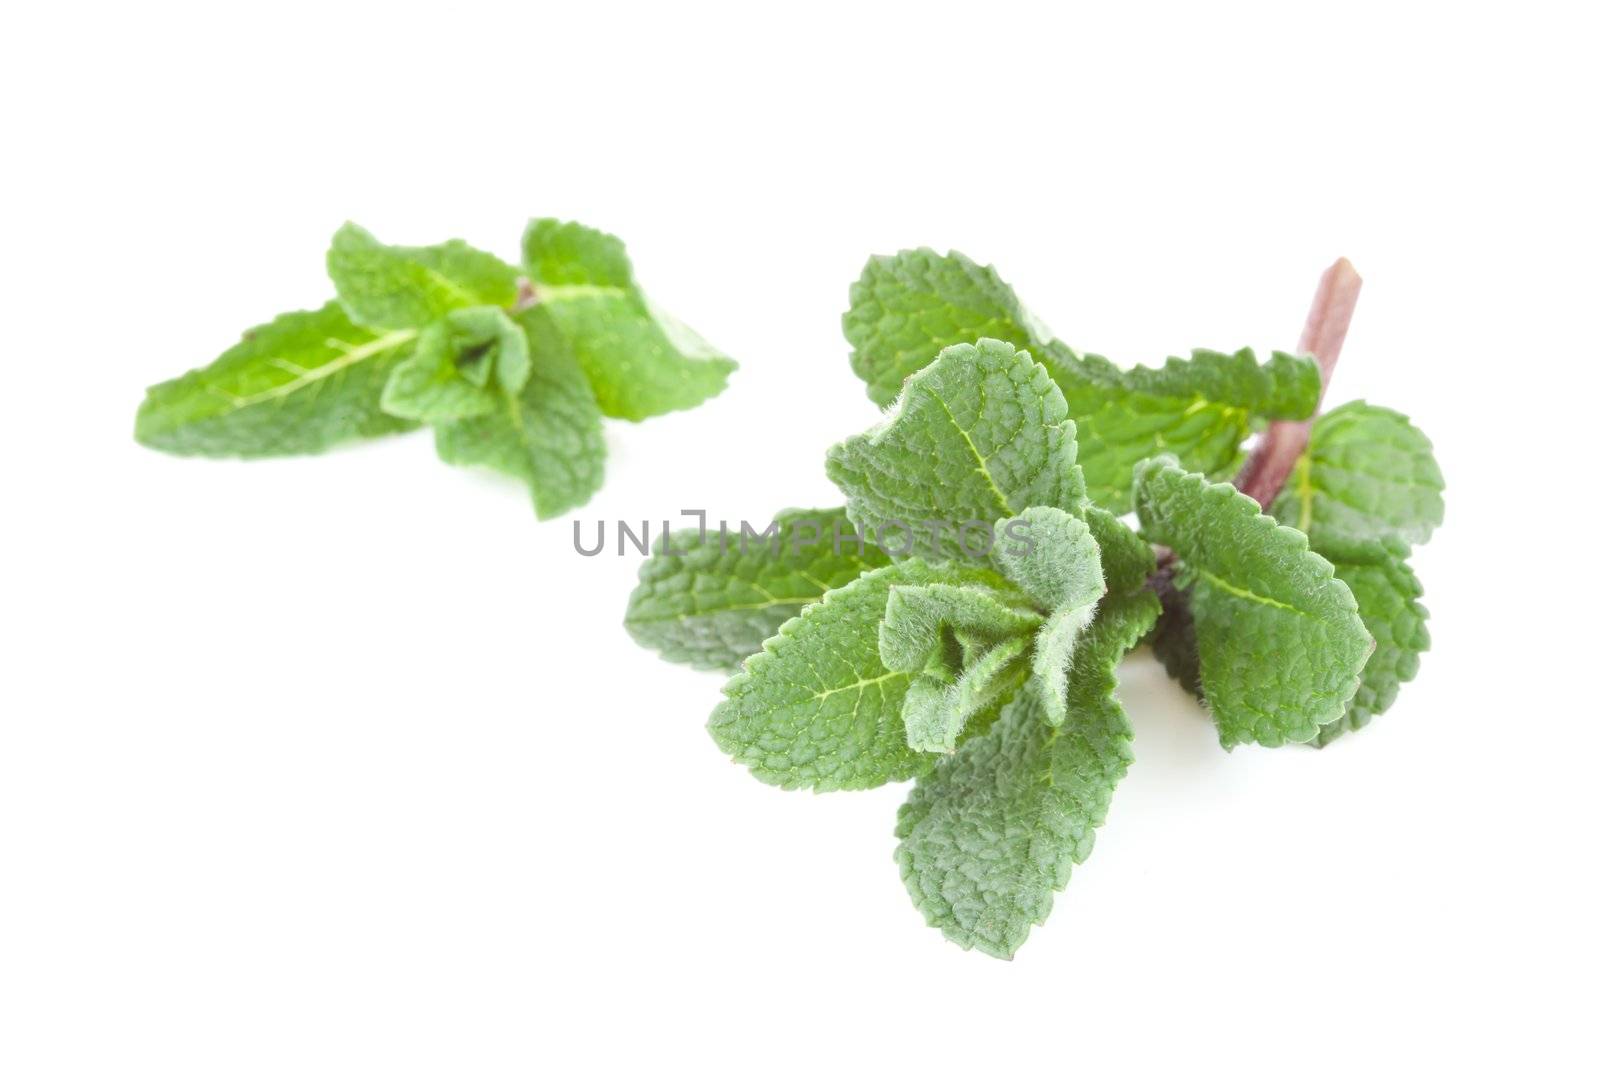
[
  {"left": 625, "top": 250, "right": 1444, "bottom": 957},
  {"left": 134, "top": 219, "right": 735, "bottom": 517}
]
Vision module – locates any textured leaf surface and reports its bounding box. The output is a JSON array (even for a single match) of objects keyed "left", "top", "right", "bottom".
[
  {"left": 134, "top": 302, "right": 416, "bottom": 456},
  {"left": 709, "top": 559, "right": 1005, "bottom": 792},
  {"left": 1311, "top": 542, "right": 1430, "bottom": 746},
  {"left": 624, "top": 507, "right": 889, "bottom": 671},
  {"left": 1134, "top": 457, "right": 1372, "bottom": 748},
  {"left": 878, "top": 583, "right": 1040, "bottom": 672},
  {"left": 1270, "top": 401, "right": 1445, "bottom": 550},
  {"left": 992, "top": 506, "right": 1104, "bottom": 611},
  {"left": 901, "top": 636, "right": 1030, "bottom": 754},
  {"left": 433, "top": 308, "right": 605, "bottom": 518},
  {"left": 843, "top": 249, "right": 1320, "bottom": 511},
  {"left": 327, "top": 223, "right": 517, "bottom": 329},
  {"left": 895, "top": 590, "right": 1158, "bottom": 958},
  {"left": 827, "top": 340, "right": 1085, "bottom": 560},
  {"left": 522, "top": 218, "right": 735, "bottom": 421}
]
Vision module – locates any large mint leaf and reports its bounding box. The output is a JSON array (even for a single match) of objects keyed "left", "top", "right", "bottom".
[
  {"left": 843, "top": 249, "right": 1320, "bottom": 512},
  {"left": 1311, "top": 542, "right": 1431, "bottom": 746},
  {"left": 521, "top": 219, "right": 735, "bottom": 421},
  {"left": 1133, "top": 457, "right": 1372, "bottom": 748},
  {"left": 624, "top": 507, "right": 889, "bottom": 671},
  {"left": 827, "top": 340, "right": 1085, "bottom": 560},
  {"left": 1270, "top": 400, "right": 1445, "bottom": 550},
  {"left": 326, "top": 223, "right": 518, "bottom": 330},
  {"left": 433, "top": 308, "right": 605, "bottom": 519},
  {"left": 134, "top": 302, "right": 416, "bottom": 457},
  {"left": 709, "top": 559, "right": 1009, "bottom": 792},
  {"left": 895, "top": 590, "right": 1158, "bottom": 958}
]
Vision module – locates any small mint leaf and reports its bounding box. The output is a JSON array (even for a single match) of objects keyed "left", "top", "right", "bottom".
[
  {"left": 381, "top": 307, "right": 529, "bottom": 424},
  {"left": 326, "top": 223, "right": 516, "bottom": 329},
  {"left": 1270, "top": 401, "right": 1445, "bottom": 551},
  {"left": 992, "top": 506, "right": 1105, "bottom": 612},
  {"left": 521, "top": 219, "right": 735, "bottom": 421},
  {"left": 432, "top": 308, "right": 605, "bottom": 519}
]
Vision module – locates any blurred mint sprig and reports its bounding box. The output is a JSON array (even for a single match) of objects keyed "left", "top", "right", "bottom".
[{"left": 134, "top": 219, "right": 735, "bottom": 518}]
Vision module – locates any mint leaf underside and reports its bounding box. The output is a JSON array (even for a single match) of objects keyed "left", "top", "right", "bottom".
[
  {"left": 844, "top": 249, "right": 1320, "bottom": 512},
  {"left": 136, "top": 218, "right": 735, "bottom": 518},
  {"left": 624, "top": 507, "right": 890, "bottom": 671},
  {"left": 826, "top": 339, "right": 1086, "bottom": 559},
  {"left": 1134, "top": 456, "right": 1374, "bottom": 748}
]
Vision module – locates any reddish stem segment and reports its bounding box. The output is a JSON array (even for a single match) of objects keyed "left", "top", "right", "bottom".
[{"left": 1233, "top": 258, "right": 1363, "bottom": 507}]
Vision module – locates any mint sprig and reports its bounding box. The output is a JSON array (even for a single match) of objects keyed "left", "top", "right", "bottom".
[
  {"left": 627, "top": 253, "right": 1444, "bottom": 957},
  {"left": 134, "top": 219, "right": 735, "bottom": 518}
]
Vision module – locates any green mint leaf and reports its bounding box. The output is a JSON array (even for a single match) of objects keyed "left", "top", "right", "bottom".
[
  {"left": 901, "top": 635, "right": 1030, "bottom": 754},
  {"left": 844, "top": 249, "right": 1320, "bottom": 511},
  {"left": 895, "top": 590, "right": 1158, "bottom": 958},
  {"left": 624, "top": 507, "right": 890, "bottom": 671},
  {"left": 521, "top": 218, "right": 735, "bottom": 421},
  {"left": 1310, "top": 541, "right": 1431, "bottom": 746},
  {"left": 1032, "top": 604, "right": 1100, "bottom": 727},
  {"left": 432, "top": 308, "right": 605, "bottom": 519},
  {"left": 878, "top": 583, "right": 1041, "bottom": 673},
  {"left": 845, "top": 249, "right": 1044, "bottom": 407},
  {"left": 134, "top": 301, "right": 416, "bottom": 456},
  {"left": 992, "top": 505, "right": 1105, "bottom": 611},
  {"left": 1270, "top": 401, "right": 1445, "bottom": 550},
  {"left": 708, "top": 558, "right": 1010, "bottom": 792},
  {"left": 326, "top": 223, "right": 518, "bottom": 329},
  {"left": 380, "top": 307, "right": 529, "bottom": 424},
  {"left": 1083, "top": 504, "right": 1156, "bottom": 598},
  {"left": 826, "top": 339, "right": 1086, "bottom": 560},
  {"left": 1133, "top": 456, "right": 1373, "bottom": 748}
]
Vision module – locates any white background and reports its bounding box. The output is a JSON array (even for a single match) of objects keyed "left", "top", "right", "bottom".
[{"left": 4, "top": 3, "right": 1596, "bottom": 1063}]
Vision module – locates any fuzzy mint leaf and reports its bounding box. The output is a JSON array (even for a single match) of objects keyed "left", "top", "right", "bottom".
[
  {"left": 522, "top": 219, "right": 735, "bottom": 421},
  {"left": 827, "top": 339, "right": 1086, "bottom": 560},
  {"left": 624, "top": 507, "right": 890, "bottom": 671},
  {"left": 433, "top": 308, "right": 605, "bottom": 519},
  {"left": 134, "top": 302, "right": 417, "bottom": 457},
  {"left": 326, "top": 223, "right": 519, "bottom": 330},
  {"left": 844, "top": 249, "right": 1320, "bottom": 512},
  {"left": 1133, "top": 456, "right": 1373, "bottom": 748},
  {"left": 992, "top": 506, "right": 1105, "bottom": 612},
  {"left": 895, "top": 589, "right": 1158, "bottom": 958},
  {"left": 709, "top": 559, "right": 1015, "bottom": 792},
  {"left": 381, "top": 307, "right": 530, "bottom": 424},
  {"left": 1270, "top": 400, "right": 1445, "bottom": 551},
  {"left": 900, "top": 635, "right": 1031, "bottom": 754}
]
